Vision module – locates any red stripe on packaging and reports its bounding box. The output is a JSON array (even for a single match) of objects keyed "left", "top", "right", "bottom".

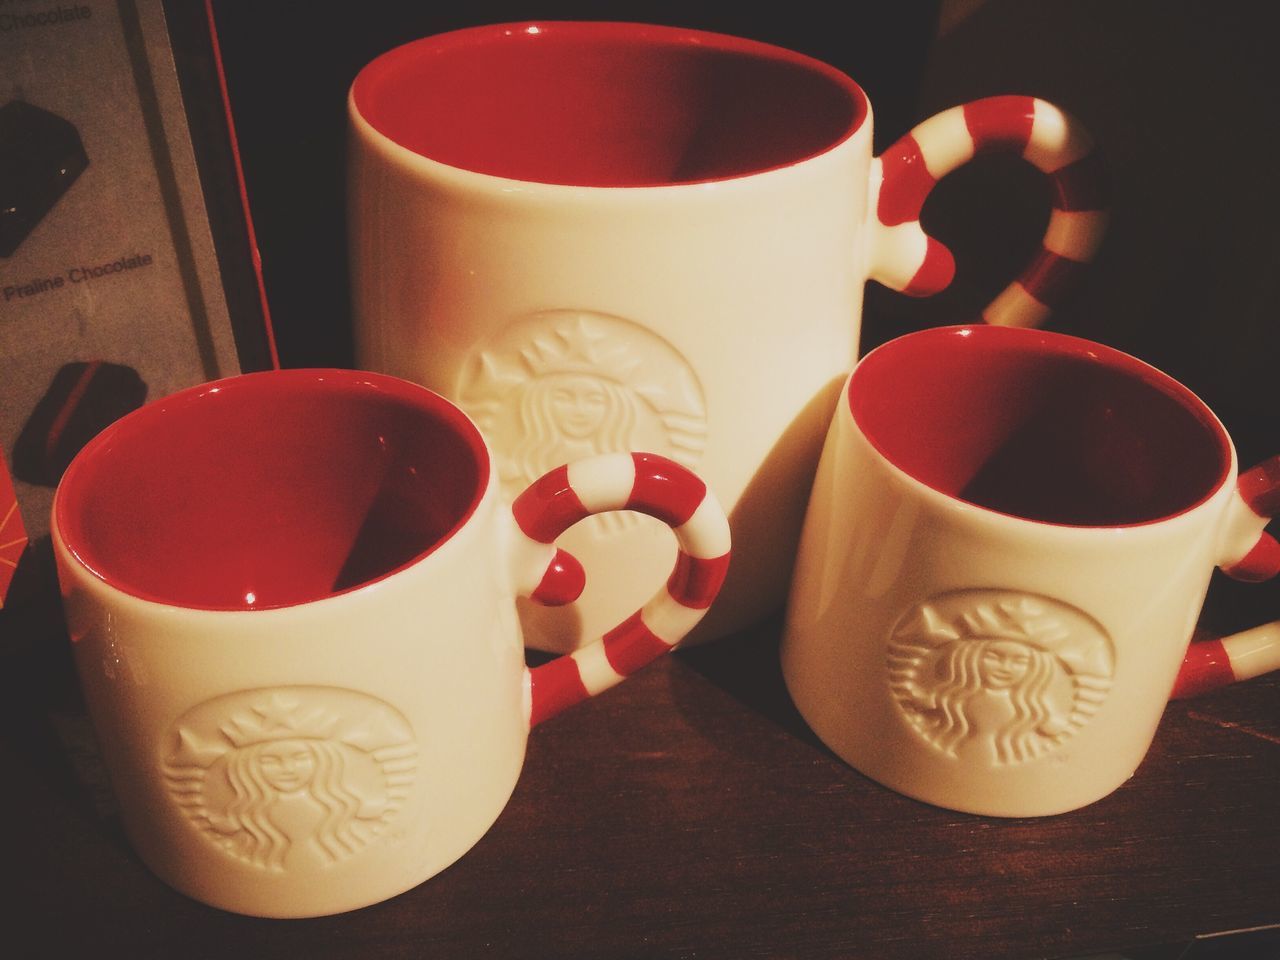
[
  {"left": 528, "top": 655, "right": 592, "bottom": 727},
  {"left": 511, "top": 464, "right": 590, "bottom": 543},
  {"left": 626, "top": 453, "right": 706, "bottom": 528},
  {"left": 603, "top": 610, "right": 672, "bottom": 677},
  {"left": 667, "top": 551, "right": 731, "bottom": 609},
  {"left": 963, "top": 95, "right": 1036, "bottom": 152},
  {"left": 0, "top": 455, "right": 29, "bottom": 607},
  {"left": 43, "top": 360, "right": 101, "bottom": 463},
  {"left": 876, "top": 135, "right": 935, "bottom": 226}
]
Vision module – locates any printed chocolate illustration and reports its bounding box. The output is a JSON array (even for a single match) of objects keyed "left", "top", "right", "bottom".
[
  {"left": 12, "top": 360, "right": 147, "bottom": 487},
  {"left": 164, "top": 688, "right": 417, "bottom": 873},
  {"left": 888, "top": 591, "right": 1115, "bottom": 765},
  {"left": 0, "top": 99, "right": 89, "bottom": 257}
]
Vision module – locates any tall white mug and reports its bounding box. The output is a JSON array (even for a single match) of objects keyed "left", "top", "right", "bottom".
[
  {"left": 782, "top": 326, "right": 1280, "bottom": 817},
  {"left": 52, "top": 369, "right": 729, "bottom": 917},
  {"left": 347, "top": 21, "right": 1108, "bottom": 651}
]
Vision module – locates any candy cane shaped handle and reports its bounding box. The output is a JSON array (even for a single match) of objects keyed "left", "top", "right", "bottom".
[
  {"left": 1172, "top": 624, "right": 1280, "bottom": 699},
  {"left": 510, "top": 452, "right": 731, "bottom": 726},
  {"left": 1172, "top": 456, "right": 1280, "bottom": 698},
  {"left": 1218, "top": 456, "right": 1280, "bottom": 582},
  {"left": 870, "top": 95, "right": 1109, "bottom": 329}
]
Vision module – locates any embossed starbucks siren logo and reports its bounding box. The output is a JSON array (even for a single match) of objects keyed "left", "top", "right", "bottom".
[
  {"left": 457, "top": 310, "right": 707, "bottom": 529},
  {"left": 163, "top": 687, "right": 417, "bottom": 873},
  {"left": 887, "top": 591, "right": 1115, "bottom": 765}
]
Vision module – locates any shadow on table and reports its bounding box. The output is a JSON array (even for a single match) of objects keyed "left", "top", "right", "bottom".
[{"left": 672, "top": 609, "right": 833, "bottom": 754}]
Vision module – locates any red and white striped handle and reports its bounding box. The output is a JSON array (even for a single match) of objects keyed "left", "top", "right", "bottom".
[
  {"left": 1219, "top": 456, "right": 1280, "bottom": 582},
  {"left": 1172, "top": 456, "right": 1280, "bottom": 698},
  {"left": 510, "top": 452, "right": 731, "bottom": 726},
  {"left": 870, "top": 94, "right": 1108, "bottom": 329}
]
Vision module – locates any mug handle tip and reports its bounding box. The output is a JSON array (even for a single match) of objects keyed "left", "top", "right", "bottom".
[{"left": 1174, "top": 456, "right": 1280, "bottom": 698}]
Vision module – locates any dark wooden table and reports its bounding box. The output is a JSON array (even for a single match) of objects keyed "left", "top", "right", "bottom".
[{"left": 4, "top": 530, "right": 1278, "bottom": 960}]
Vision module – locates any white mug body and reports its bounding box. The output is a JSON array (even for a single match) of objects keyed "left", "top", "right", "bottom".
[
  {"left": 51, "top": 371, "right": 530, "bottom": 917},
  {"left": 783, "top": 393, "right": 1232, "bottom": 816},
  {"left": 52, "top": 368, "right": 731, "bottom": 916},
  {"left": 782, "top": 326, "right": 1243, "bottom": 817},
  {"left": 347, "top": 25, "right": 869, "bottom": 651},
  {"left": 56, "top": 485, "right": 525, "bottom": 917}
]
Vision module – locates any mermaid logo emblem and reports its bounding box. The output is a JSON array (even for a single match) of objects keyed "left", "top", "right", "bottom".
[
  {"left": 888, "top": 591, "right": 1115, "bottom": 765},
  {"left": 164, "top": 687, "right": 417, "bottom": 873},
  {"left": 457, "top": 310, "right": 707, "bottom": 528}
]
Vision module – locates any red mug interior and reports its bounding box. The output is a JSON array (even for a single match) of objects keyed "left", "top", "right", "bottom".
[
  {"left": 350, "top": 21, "right": 866, "bottom": 187},
  {"left": 848, "top": 326, "right": 1232, "bottom": 527},
  {"left": 54, "top": 370, "right": 489, "bottom": 610}
]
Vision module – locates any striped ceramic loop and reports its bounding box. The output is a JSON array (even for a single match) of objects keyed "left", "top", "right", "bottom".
[
  {"left": 510, "top": 452, "right": 731, "bottom": 727},
  {"left": 872, "top": 94, "right": 1108, "bottom": 329},
  {"left": 1220, "top": 455, "right": 1280, "bottom": 583},
  {"left": 1169, "top": 458, "right": 1280, "bottom": 699}
]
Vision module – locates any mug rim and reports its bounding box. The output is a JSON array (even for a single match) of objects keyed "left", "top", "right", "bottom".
[
  {"left": 53, "top": 368, "right": 493, "bottom": 611},
  {"left": 846, "top": 325, "right": 1235, "bottom": 530},
  {"left": 349, "top": 20, "right": 870, "bottom": 190}
]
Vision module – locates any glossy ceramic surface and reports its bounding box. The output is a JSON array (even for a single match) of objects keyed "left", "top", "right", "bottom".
[
  {"left": 347, "top": 21, "right": 1108, "bottom": 652},
  {"left": 351, "top": 21, "right": 865, "bottom": 188},
  {"left": 782, "top": 326, "right": 1280, "bottom": 817},
  {"left": 56, "top": 370, "right": 488, "bottom": 609},
  {"left": 52, "top": 369, "right": 729, "bottom": 917}
]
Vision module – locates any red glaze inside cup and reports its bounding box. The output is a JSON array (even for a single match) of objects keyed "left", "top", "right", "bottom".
[
  {"left": 848, "top": 326, "right": 1232, "bottom": 527},
  {"left": 351, "top": 21, "right": 866, "bottom": 187},
  {"left": 55, "top": 369, "right": 489, "bottom": 610}
]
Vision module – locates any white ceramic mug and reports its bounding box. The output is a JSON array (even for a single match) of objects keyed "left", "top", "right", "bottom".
[
  {"left": 51, "top": 369, "right": 729, "bottom": 917},
  {"left": 346, "top": 21, "right": 1108, "bottom": 652},
  {"left": 781, "top": 325, "right": 1280, "bottom": 817}
]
